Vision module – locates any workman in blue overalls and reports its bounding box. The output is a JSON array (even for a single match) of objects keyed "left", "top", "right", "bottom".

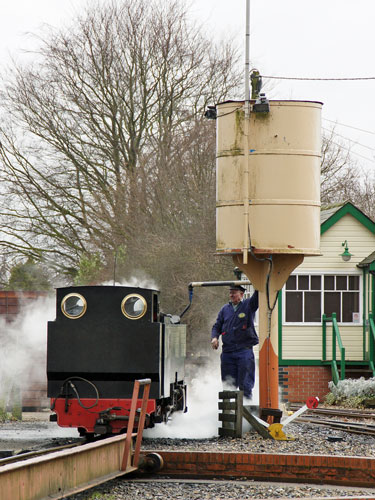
[{"left": 211, "top": 285, "right": 259, "bottom": 399}]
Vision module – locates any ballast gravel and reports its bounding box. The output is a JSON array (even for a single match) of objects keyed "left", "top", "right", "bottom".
[
  {"left": 141, "top": 421, "right": 375, "bottom": 457},
  {"left": 67, "top": 479, "right": 375, "bottom": 499},
  {"left": 67, "top": 422, "right": 375, "bottom": 499}
]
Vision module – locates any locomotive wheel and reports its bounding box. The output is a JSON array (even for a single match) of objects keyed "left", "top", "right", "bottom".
[
  {"left": 140, "top": 452, "right": 164, "bottom": 472},
  {"left": 84, "top": 432, "right": 96, "bottom": 442},
  {"left": 78, "top": 427, "right": 96, "bottom": 441}
]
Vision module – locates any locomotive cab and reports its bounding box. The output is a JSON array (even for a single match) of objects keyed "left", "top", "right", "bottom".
[{"left": 47, "top": 285, "right": 186, "bottom": 436}]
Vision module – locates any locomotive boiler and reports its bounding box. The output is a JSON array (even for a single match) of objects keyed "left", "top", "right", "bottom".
[{"left": 47, "top": 285, "right": 187, "bottom": 437}]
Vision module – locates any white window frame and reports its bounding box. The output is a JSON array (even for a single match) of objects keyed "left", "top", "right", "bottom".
[{"left": 282, "top": 270, "right": 362, "bottom": 326}]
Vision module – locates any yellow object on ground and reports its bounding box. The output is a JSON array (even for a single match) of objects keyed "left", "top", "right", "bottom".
[{"left": 268, "top": 423, "right": 295, "bottom": 441}]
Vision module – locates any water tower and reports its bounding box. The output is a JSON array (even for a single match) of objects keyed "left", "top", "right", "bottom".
[{"left": 216, "top": 98, "right": 322, "bottom": 411}]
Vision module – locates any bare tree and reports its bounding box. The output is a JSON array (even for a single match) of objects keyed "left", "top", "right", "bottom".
[
  {"left": 358, "top": 177, "right": 375, "bottom": 220},
  {"left": 320, "top": 127, "right": 360, "bottom": 205},
  {"left": 0, "top": 0, "right": 241, "bottom": 279},
  {"left": 320, "top": 127, "right": 375, "bottom": 220},
  {"left": 122, "top": 116, "right": 233, "bottom": 334}
]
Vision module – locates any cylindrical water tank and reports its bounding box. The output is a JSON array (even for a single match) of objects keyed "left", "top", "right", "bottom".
[{"left": 216, "top": 100, "right": 322, "bottom": 255}]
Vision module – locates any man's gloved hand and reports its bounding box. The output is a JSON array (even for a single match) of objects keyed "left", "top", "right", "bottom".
[{"left": 211, "top": 338, "right": 219, "bottom": 350}]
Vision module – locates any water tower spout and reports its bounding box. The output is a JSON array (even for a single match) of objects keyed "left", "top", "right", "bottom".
[{"left": 233, "top": 253, "right": 303, "bottom": 409}]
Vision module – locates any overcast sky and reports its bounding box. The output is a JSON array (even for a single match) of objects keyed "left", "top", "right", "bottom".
[{"left": 0, "top": 0, "right": 374, "bottom": 177}]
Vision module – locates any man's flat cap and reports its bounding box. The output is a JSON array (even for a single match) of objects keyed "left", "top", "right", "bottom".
[{"left": 229, "top": 285, "right": 246, "bottom": 292}]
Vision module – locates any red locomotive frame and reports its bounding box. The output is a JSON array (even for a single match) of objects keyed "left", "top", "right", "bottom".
[{"left": 51, "top": 397, "right": 157, "bottom": 435}]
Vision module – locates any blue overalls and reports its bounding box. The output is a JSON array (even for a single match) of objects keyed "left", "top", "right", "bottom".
[{"left": 211, "top": 292, "right": 259, "bottom": 398}]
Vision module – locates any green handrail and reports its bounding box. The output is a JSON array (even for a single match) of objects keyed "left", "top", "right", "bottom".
[
  {"left": 322, "top": 313, "right": 327, "bottom": 361},
  {"left": 332, "top": 313, "right": 346, "bottom": 381},
  {"left": 322, "top": 312, "right": 346, "bottom": 385},
  {"left": 369, "top": 314, "right": 375, "bottom": 376}
]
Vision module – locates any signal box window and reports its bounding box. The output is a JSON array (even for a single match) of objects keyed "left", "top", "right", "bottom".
[{"left": 285, "top": 274, "right": 360, "bottom": 324}]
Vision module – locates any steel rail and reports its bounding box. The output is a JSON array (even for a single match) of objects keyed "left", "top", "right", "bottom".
[
  {"left": 296, "top": 416, "right": 375, "bottom": 436},
  {"left": 0, "top": 440, "right": 84, "bottom": 467},
  {"left": 289, "top": 405, "right": 375, "bottom": 419}
]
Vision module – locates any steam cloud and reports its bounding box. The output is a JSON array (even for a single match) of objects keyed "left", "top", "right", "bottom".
[
  {"left": 102, "top": 275, "right": 159, "bottom": 290},
  {"left": 144, "top": 355, "right": 260, "bottom": 439},
  {"left": 0, "top": 296, "right": 55, "bottom": 409}
]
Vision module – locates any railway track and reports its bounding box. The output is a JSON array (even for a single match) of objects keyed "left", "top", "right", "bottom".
[
  {"left": 294, "top": 404, "right": 375, "bottom": 419},
  {"left": 295, "top": 416, "right": 375, "bottom": 436},
  {"left": 289, "top": 405, "right": 375, "bottom": 420},
  {"left": 1, "top": 428, "right": 375, "bottom": 499},
  {"left": 1, "top": 405, "right": 375, "bottom": 499},
  {"left": 286, "top": 405, "right": 375, "bottom": 436},
  {"left": 0, "top": 439, "right": 84, "bottom": 467}
]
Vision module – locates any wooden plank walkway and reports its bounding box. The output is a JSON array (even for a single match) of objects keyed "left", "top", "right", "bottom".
[{"left": 0, "top": 379, "right": 151, "bottom": 500}]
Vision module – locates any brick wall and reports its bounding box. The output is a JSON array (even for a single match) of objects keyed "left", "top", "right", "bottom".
[
  {"left": 279, "top": 365, "right": 332, "bottom": 403},
  {"left": 22, "top": 352, "right": 49, "bottom": 411},
  {"left": 150, "top": 450, "right": 375, "bottom": 486},
  {"left": 0, "top": 291, "right": 48, "bottom": 323}
]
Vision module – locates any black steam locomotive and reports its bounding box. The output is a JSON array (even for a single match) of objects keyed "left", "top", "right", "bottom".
[{"left": 47, "top": 285, "right": 187, "bottom": 437}]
